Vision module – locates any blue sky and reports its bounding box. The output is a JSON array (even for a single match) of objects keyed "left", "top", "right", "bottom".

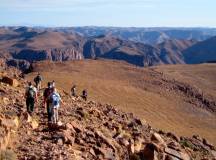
[{"left": 0, "top": 0, "right": 215, "bottom": 27}]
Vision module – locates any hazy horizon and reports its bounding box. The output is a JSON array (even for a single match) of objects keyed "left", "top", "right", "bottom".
[
  {"left": 1, "top": 0, "right": 216, "bottom": 27},
  {"left": 1, "top": 25, "right": 216, "bottom": 29}
]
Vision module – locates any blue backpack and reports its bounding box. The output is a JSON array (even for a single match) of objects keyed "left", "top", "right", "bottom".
[{"left": 51, "top": 93, "right": 60, "bottom": 106}]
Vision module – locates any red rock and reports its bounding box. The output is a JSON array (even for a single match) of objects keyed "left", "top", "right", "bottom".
[
  {"left": 165, "top": 147, "right": 190, "bottom": 160},
  {"left": 70, "top": 121, "right": 83, "bottom": 133},
  {"left": 89, "top": 148, "right": 96, "bottom": 157},
  {"left": 119, "top": 138, "right": 129, "bottom": 146},
  {"left": 62, "top": 130, "right": 75, "bottom": 145},
  {"left": 151, "top": 133, "right": 165, "bottom": 144},
  {"left": 2, "top": 76, "right": 19, "bottom": 87}
]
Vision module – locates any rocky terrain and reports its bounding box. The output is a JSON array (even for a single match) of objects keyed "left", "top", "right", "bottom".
[
  {"left": 0, "top": 65, "right": 216, "bottom": 159},
  {"left": 26, "top": 60, "right": 216, "bottom": 146},
  {"left": 183, "top": 36, "right": 216, "bottom": 64}
]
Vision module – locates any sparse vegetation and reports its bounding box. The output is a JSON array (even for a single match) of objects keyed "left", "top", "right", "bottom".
[{"left": 180, "top": 140, "right": 195, "bottom": 149}]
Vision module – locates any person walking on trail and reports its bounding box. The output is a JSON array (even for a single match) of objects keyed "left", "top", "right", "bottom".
[
  {"left": 71, "top": 85, "right": 76, "bottom": 97},
  {"left": 43, "top": 82, "right": 53, "bottom": 123},
  {"left": 51, "top": 80, "right": 55, "bottom": 88},
  {"left": 34, "top": 73, "right": 42, "bottom": 90},
  {"left": 25, "top": 82, "right": 37, "bottom": 115},
  {"left": 50, "top": 88, "right": 64, "bottom": 124},
  {"left": 82, "top": 89, "right": 87, "bottom": 101}
]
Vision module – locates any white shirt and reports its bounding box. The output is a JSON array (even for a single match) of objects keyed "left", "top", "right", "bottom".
[{"left": 26, "top": 85, "right": 37, "bottom": 95}]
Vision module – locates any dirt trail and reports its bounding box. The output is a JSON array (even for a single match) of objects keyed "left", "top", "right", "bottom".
[{"left": 15, "top": 90, "right": 75, "bottom": 159}]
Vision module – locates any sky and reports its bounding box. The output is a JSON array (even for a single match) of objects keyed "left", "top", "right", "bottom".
[{"left": 0, "top": 0, "right": 215, "bottom": 27}]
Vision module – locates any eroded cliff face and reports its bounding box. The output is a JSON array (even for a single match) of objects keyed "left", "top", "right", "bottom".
[
  {"left": 12, "top": 48, "right": 83, "bottom": 62},
  {"left": 48, "top": 48, "right": 83, "bottom": 61}
]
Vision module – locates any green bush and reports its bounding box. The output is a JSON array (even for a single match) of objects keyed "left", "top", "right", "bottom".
[{"left": 180, "top": 140, "right": 194, "bottom": 149}]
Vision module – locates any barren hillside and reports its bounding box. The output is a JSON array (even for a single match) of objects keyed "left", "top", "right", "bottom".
[
  {"left": 26, "top": 60, "right": 216, "bottom": 146},
  {"left": 1, "top": 62, "right": 216, "bottom": 159}
]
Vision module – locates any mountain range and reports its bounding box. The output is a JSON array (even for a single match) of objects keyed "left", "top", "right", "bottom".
[
  {"left": 65, "top": 27, "right": 216, "bottom": 45},
  {"left": 0, "top": 26, "right": 216, "bottom": 70}
]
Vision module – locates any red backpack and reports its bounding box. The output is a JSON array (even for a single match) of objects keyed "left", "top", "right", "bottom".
[{"left": 44, "top": 88, "right": 53, "bottom": 102}]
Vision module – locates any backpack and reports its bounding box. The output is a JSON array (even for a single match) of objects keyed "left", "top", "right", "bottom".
[
  {"left": 38, "top": 75, "right": 42, "bottom": 82},
  {"left": 34, "top": 76, "right": 42, "bottom": 83},
  {"left": 27, "top": 87, "right": 35, "bottom": 99},
  {"left": 50, "top": 93, "right": 60, "bottom": 107},
  {"left": 44, "top": 88, "right": 53, "bottom": 102},
  {"left": 83, "top": 90, "right": 87, "bottom": 97}
]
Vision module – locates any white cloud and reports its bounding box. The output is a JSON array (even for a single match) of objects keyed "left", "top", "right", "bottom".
[{"left": 0, "top": 0, "right": 157, "bottom": 12}]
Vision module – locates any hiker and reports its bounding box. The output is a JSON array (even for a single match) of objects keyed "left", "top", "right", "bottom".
[
  {"left": 71, "top": 85, "right": 76, "bottom": 97},
  {"left": 51, "top": 80, "right": 55, "bottom": 88},
  {"left": 82, "top": 89, "right": 87, "bottom": 101},
  {"left": 34, "top": 73, "right": 42, "bottom": 90},
  {"left": 43, "top": 82, "right": 53, "bottom": 123},
  {"left": 50, "top": 88, "right": 64, "bottom": 124},
  {"left": 25, "top": 82, "right": 37, "bottom": 115}
]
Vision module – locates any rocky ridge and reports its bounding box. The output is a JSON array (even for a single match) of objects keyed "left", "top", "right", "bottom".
[{"left": 1, "top": 27, "right": 216, "bottom": 71}]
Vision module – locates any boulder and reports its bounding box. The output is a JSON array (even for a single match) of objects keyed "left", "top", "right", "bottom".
[
  {"left": 134, "top": 138, "right": 143, "bottom": 153},
  {"left": 203, "top": 138, "right": 215, "bottom": 150},
  {"left": 70, "top": 121, "right": 83, "bottom": 133},
  {"left": 62, "top": 130, "right": 75, "bottom": 145},
  {"left": 211, "top": 150, "right": 216, "bottom": 158},
  {"left": 1, "top": 97, "right": 10, "bottom": 105},
  {"left": 22, "top": 112, "right": 32, "bottom": 123},
  {"left": 89, "top": 148, "right": 96, "bottom": 157},
  {"left": 166, "top": 132, "right": 180, "bottom": 142},
  {"left": 1, "top": 77, "right": 19, "bottom": 87},
  {"left": 151, "top": 133, "right": 166, "bottom": 146},
  {"left": 165, "top": 154, "right": 179, "bottom": 160},
  {"left": 167, "top": 141, "right": 181, "bottom": 151},
  {"left": 165, "top": 147, "right": 190, "bottom": 160},
  {"left": 31, "top": 119, "right": 39, "bottom": 130},
  {"left": 119, "top": 138, "right": 129, "bottom": 147},
  {"left": 142, "top": 143, "right": 159, "bottom": 160},
  {"left": 93, "top": 146, "right": 115, "bottom": 160},
  {"left": 128, "top": 139, "right": 135, "bottom": 154}
]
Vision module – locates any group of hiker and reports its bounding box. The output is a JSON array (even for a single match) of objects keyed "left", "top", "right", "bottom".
[{"left": 25, "top": 73, "right": 88, "bottom": 124}]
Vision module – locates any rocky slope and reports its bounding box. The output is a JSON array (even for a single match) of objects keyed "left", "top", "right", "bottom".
[
  {"left": 83, "top": 35, "right": 162, "bottom": 66},
  {"left": 0, "top": 27, "right": 85, "bottom": 70},
  {"left": 0, "top": 65, "right": 216, "bottom": 159},
  {"left": 156, "top": 39, "right": 197, "bottom": 64},
  {"left": 83, "top": 36, "right": 198, "bottom": 67},
  {"left": 183, "top": 36, "right": 216, "bottom": 64}
]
